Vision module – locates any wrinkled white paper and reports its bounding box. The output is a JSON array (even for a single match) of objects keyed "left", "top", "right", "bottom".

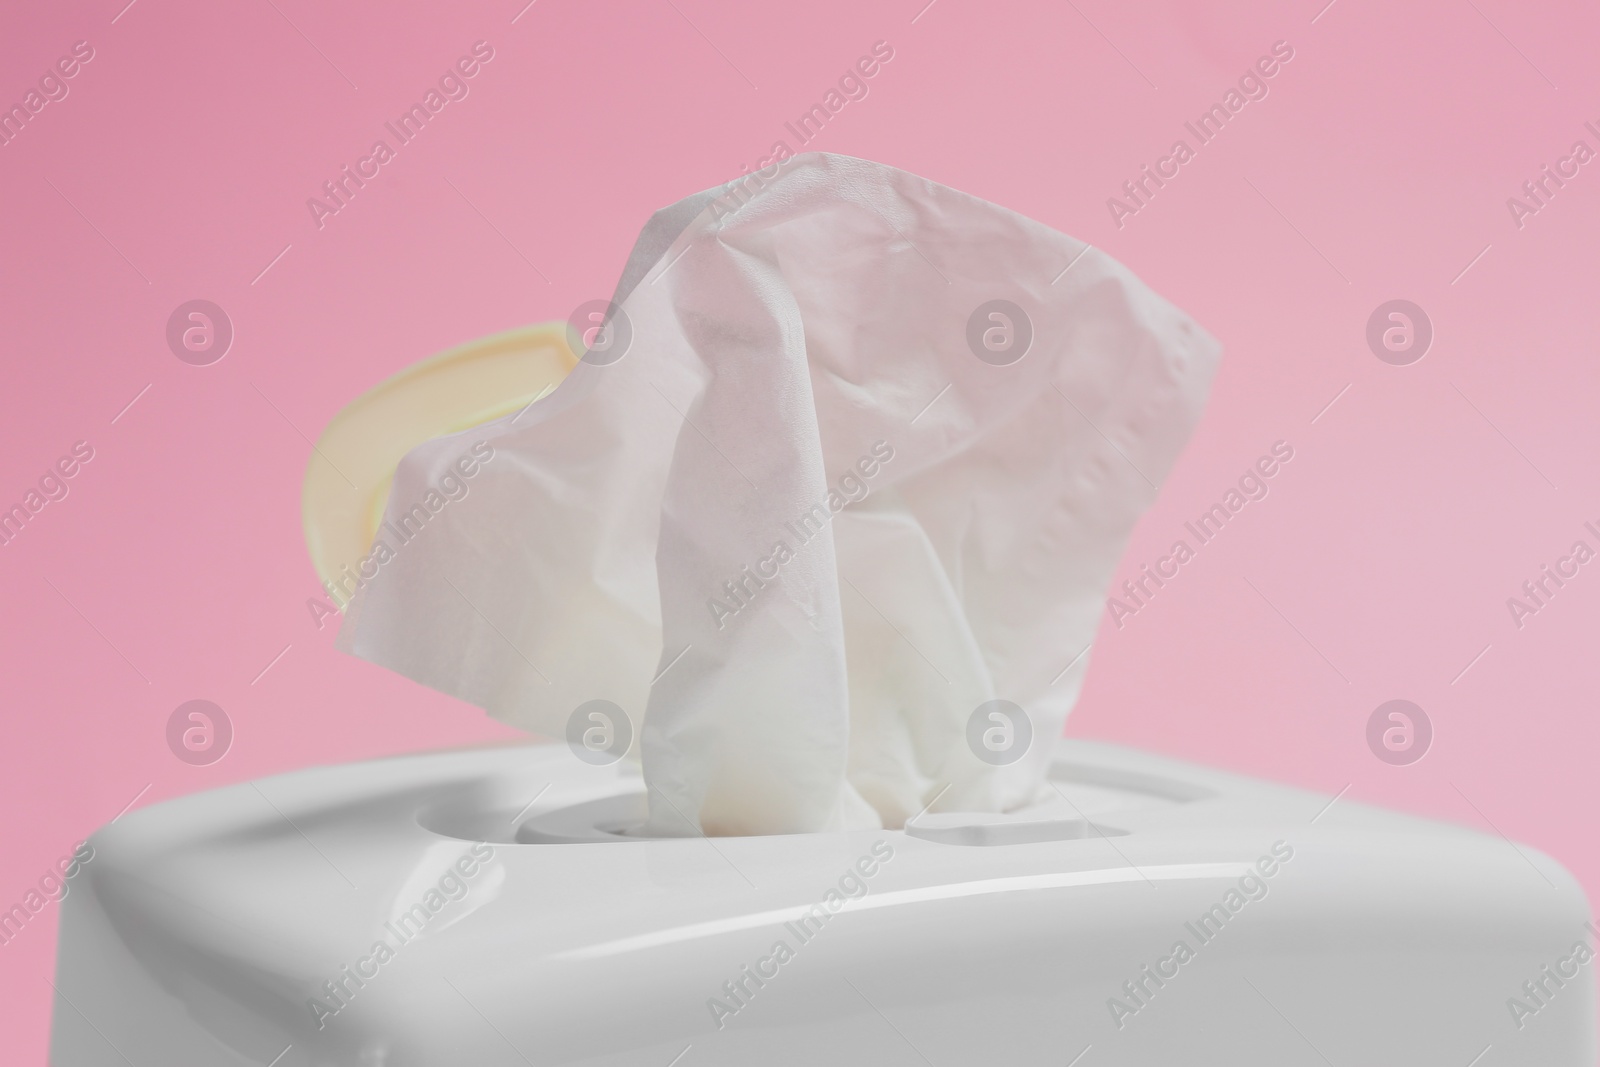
[{"left": 339, "top": 153, "right": 1219, "bottom": 836}]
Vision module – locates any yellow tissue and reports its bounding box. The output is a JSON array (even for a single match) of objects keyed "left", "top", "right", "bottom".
[{"left": 302, "top": 322, "right": 577, "bottom": 600}]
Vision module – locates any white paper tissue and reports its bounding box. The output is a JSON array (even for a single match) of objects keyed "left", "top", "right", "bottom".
[{"left": 338, "top": 153, "right": 1219, "bottom": 836}]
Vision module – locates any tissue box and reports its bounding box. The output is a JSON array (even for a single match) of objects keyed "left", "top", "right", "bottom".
[{"left": 51, "top": 740, "right": 1594, "bottom": 1066}]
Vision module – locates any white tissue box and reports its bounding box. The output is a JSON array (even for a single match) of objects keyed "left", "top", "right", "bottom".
[{"left": 51, "top": 740, "right": 1594, "bottom": 1066}]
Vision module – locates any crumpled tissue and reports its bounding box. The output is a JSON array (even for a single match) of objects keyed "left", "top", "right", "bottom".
[{"left": 338, "top": 153, "right": 1219, "bottom": 836}]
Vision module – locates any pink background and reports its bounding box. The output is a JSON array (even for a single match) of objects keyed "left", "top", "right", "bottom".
[{"left": 3, "top": 0, "right": 1597, "bottom": 1057}]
